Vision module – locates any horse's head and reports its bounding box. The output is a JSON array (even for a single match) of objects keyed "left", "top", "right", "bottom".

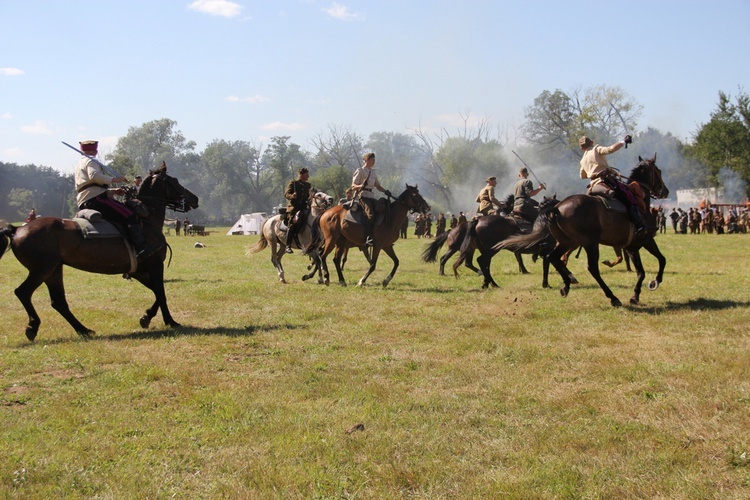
[
  {"left": 539, "top": 193, "right": 558, "bottom": 211},
  {"left": 311, "top": 190, "right": 334, "bottom": 211},
  {"left": 139, "top": 163, "right": 199, "bottom": 212},
  {"left": 398, "top": 184, "right": 431, "bottom": 214},
  {"left": 630, "top": 154, "right": 669, "bottom": 200}
]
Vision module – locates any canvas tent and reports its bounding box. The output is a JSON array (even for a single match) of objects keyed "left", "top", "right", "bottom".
[{"left": 227, "top": 213, "right": 268, "bottom": 235}]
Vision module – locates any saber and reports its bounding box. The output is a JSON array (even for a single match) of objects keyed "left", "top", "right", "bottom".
[
  {"left": 609, "top": 103, "right": 631, "bottom": 149},
  {"left": 62, "top": 141, "right": 122, "bottom": 178},
  {"left": 511, "top": 150, "right": 545, "bottom": 188}
]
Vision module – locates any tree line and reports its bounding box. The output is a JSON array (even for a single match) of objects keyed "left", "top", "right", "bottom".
[{"left": 2, "top": 86, "right": 748, "bottom": 224}]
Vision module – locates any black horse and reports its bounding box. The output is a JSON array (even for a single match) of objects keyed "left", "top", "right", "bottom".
[
  {"left": 495, "top": 155, "right": 668, "bottom": 306},
  {"left": 456, "top": 195, "right": 569, "bottom": 289},
  {"left": 0, "top": 164, "right": 199, "bottom": 340}
]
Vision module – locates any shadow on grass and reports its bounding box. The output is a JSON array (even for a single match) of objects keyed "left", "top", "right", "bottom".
[
  {"left": 22, "top": 324, "right": 301, "bottom": 345},
  {"left": 628, "top": 297, "right": 750, "bottom": 313}
]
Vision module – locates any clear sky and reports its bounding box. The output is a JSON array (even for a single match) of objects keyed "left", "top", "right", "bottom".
[{"left": 2, "top": 0, "right": 748, "bottom": 174}]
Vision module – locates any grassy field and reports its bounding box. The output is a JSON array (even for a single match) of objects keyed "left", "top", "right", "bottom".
[{"left": 1, "top": 226, "right": 749, "bottom": 498}]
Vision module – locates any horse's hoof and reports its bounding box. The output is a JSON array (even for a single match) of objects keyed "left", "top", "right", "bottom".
[
  {"left": 77, "top": 329, "right": 95, "bottom": 339},
  {"left": 648, "top": 280, "right": 659, "bottom": 291},
  {"left": 611, "top": 298, "right": 622, "bottom": 307},
  {"left": 560, "top": 287, "right": 569, "bottom": 297},
  {"left": 630, "top": 297, "right": 640, "bottom": 305},
  {"left": 339, "top": 281, "right": 347, "bottom": 287},
  {"left": 168, "top": 321, "right": 182, "bottom": 328},
  {"left": 569, "top": 274, "right": 579, "bottom": 285},
  {"left": 140, "top": 315, "right": 151, "bottom": 329},
  {"left": 25, "top": 327, "right": 38, "bottom": 342}
]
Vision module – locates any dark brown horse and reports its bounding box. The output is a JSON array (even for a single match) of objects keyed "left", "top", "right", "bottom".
[
  {"left": 495, "top": 155, "right": 668, "bottom": 306},
  {"left": 454, "top": 195, "right": 570, "bottom": 289},
  {"left": 304, "top": 184, "right": 430, "bottom": 287},
  {"left": 421, "top": 194, "right": 515, "bottom": 277},
  {"left": 0, "top": 164, "right": 199, "bottom": 341}
]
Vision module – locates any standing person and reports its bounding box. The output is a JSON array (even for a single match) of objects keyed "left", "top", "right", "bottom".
[
  {"left": 449, "top": 213, "right": 458, "bottom": 229},
  {"left": 578, "top": 135, "right": 645, "bottom": 235},
  {"left": 284, "top": 168, "right": 312, "bottom": 254},
  {"left": 400, "top": 215, "right": 409, "bottom": 239},
  {"left": 424, "top": 213, "right": 433, "bottom": 238},
  {"left": 74, "top": 140, "right": 158, "bottom": 260},
  {"left": 669, "top": 208, "right": 679, "bottom": 233},
  {"left": 352, "top": 152, "right": 390, "bottom": 246},
  {"left": 458, "top": 212, "right": 467, "bottom": 224},
  {"left": 175, "top": 218, "right": 182, "bottom": 236},
  {"left": 512, "top": 167, "right": 546, "bottom": 222},
  {"left": 475, "top": 176, "right": 502, "bottom": 216},
  {"left": 436, "top": 213, "right": 446, "bottom": 237},
  {"left": 183, "top": 217, "right": 190, "bottom": 236}
]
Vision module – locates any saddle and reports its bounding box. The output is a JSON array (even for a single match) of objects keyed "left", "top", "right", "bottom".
[
  {"left": 71, "top": 209, "right": 138, "bottom": 272},
  {"left": 509, "top": 213, "right": 534, "bottom": 233}
]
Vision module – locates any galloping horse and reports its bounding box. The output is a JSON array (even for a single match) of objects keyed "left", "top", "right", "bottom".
[
  {"left": 305, "top": 184, "right": 430, "bottom": 287},
  {"left": 421, "top": 194, "right": 514, "bottom": 277},
  {"left": 495, "top": 155, "right": 668, "bottom": 306},
  {"left": 248, "top": 190, "right": 334, "bottom": 283},
  {"left": 453, "top": 195, "right": 569, "bottom": 289},
  {"left": 0, "top": 164, "right": 199, "bottom": 340}
]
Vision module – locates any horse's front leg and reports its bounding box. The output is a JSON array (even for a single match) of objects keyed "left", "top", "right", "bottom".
[
  {"left": 627, "top": 249, "right": 646, "bottom": 305},
  {"left": 332, "top": 247, "right": 348, "bottom": 286},
  {"left": 515, "top": 252, "right": 530, "bottom": 274},
  {"left": 641, "top": 238, "right": 666, "bottom": 291},
  {"left": 358, "top": 247, "right": 381, "bottom": 286},
  {"left": 271, "top": 246, "right": 286, "bottom": 284}
]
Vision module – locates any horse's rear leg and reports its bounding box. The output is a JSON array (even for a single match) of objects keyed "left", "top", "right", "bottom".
[
  {"left": 627, "top": 249, "right": 646, "bottom": 305},
  {"left": 515, "top": 252, "right": 530, "bottom": 274},
  {"left": 45, "top": 265, "right": 93, "bottom": 337},
  {"left": 438, "top": 249, "right": 455, "bottom": 276},
  {"left": 583, "top": 245, "right": 621, "bottom": 307},
  {"left": 477, "top": 252, "right": 498, "bottom": 289},
  {"left": 14, "top": 271, "right": 46, "bottom": 341}
]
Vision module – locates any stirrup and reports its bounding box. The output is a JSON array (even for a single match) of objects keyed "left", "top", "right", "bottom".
[
  {"left": 365, "top": 236, "right": 374, "bottom": 246},
  {"left": 285, "top": 246, "right": 293, "bottom": 254}
]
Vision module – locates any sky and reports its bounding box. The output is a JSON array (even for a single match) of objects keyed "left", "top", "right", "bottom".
[{"left": 1, "top": 0, "right": 749, "bottom": 175}]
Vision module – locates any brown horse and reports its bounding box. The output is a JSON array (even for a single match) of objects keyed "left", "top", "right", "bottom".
[
  {"left": 304, "top": 184, "right": 430, "bottom": 287},
  {"left": 495, "top": 155, "right": 668, "bottom": 307},
  {"left": 0, "top": 164, "right": 199, "bottom": 341}
]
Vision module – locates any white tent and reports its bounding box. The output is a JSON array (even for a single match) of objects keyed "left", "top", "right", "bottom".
[{"left": 227, "top": 213, "right": 268, "bottom": 235}]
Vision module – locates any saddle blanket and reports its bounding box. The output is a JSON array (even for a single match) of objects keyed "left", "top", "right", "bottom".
[
  {"left": 71, "top": 210, "right": 137, "bottom": 273},
  {"left": 592, "top": 196, "right": 627, "bottom": 213},
  {"left": 344, "top": 208, "right": 384, "bottom": 226}
]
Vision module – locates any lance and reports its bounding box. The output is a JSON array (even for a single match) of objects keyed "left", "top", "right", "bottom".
[
  {"left": 62, "top": 141, "right": 123, "bottom": 178},
  {"left": 511, "top": 150, "right": 545, "bottom": 189}
]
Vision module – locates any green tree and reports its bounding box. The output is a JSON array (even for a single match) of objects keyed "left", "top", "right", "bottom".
[
  {"left": 261, "top": 136, "right": 310, "bottom": 208},
  {"left": 8, "top": 187, "right": 33, "bottom": 220},
  {"left": 686, "top": 90, "right": 750, "bottom": 196}
]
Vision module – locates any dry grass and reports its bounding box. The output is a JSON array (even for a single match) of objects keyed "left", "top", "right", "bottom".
[{"left": 1, "top": 228, "right": 749, "bottom": 497}]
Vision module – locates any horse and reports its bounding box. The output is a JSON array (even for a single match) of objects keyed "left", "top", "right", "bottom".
[
  {"left": 454, "top": 195, "right": 572, "bottom": 289},
  {"left": 494, "top": 155, "right": 669, "bottom": 307},
  {"left": 304, "top": 184, "right": 431, "bottom": 287},
  {"left": 0, "top": 163, "right": 199, "bottom": 341},
  {"left": 420, "top": 194, "right": 515, "bottom": 277},
  {"left": 248, "top": 190, "right": 334, "bottom": 283}
]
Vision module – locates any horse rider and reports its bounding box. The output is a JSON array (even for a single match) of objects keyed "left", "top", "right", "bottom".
[
  {"left": 284, "top": 167, "right": 312, "bottom": 254},
  {"left": 74, "top": 140, "right": 159, "bottom": 260},
  {"left": 578, "top": 135, "right": 646, "bottom": 236},
  {"left": 512, "top": 167, "right": 546, "bottom": 222},
  {"left": 352, "top": 152, "right": 391, "bottom": 246},
  {"left": 476, "top": 176, "right": 502, "bottom": 216}
]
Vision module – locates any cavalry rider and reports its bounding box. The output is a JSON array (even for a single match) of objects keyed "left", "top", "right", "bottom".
[
  {"left": 284, "top": 167, "right": 312, "bottom": 254},
  {"left": 352, "top": 152, "right": 390, "bottom": 246},
  {"left": 512, "top": 167, "right": 546, "bottom": 222},
  {"left": 74, "top": 140, "right": 159, "bottom": 260},
  {"left": 579, "top": 135, "right": 645, "bottom": 235},
  {"left": 476, "top": 176, "right": 502, "bottom": 216}
]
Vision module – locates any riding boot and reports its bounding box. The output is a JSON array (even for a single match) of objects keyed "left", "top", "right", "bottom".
[
  {"left": 127, "top": 222, "right": 160, "bottom": 260},
  {"left": 627, "top": 205, "right": 647, "bottom": 236},
  {"left": 285, "top": 223, "right": 296, "bottom": 254}
]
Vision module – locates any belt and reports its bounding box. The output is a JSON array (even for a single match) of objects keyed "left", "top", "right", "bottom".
[{"left": 361, "top": 188, "right": 372, "bottom": 191}]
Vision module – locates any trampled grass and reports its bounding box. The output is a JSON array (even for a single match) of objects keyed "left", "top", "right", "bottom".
[{"left": 1, "top": 227, "right": 749, "bottom": 497}]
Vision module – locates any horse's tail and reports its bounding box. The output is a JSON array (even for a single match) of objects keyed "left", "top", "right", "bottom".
[
  {"left": 493, "top": 209, "right": 555, "bottom": 253},
  {"left": 0, "top": 224, "right": 16, "bottom": 259},
  {"left": 302, "top": 213, "right": 324, "bottom": 256},
  {"left": 421, "top": 229, "right": 450, "bottom": 263},
  {"left": 248, "top": 228, "right": 269, "bottom": 254}
]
